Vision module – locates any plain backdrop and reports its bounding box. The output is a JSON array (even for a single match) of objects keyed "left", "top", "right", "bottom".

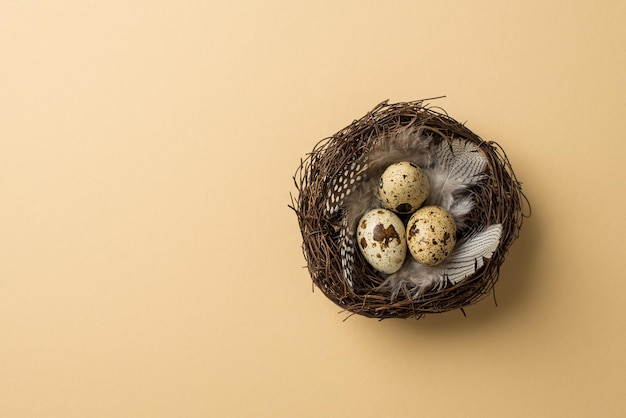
[{"left": 2, "top": 1, "right": 625, "bottom": 417}]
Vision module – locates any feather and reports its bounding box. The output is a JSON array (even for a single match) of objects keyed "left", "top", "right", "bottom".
[
  {"left": 447, "top": 195, "right": 475, "bottom": 230},
  {"left": 440, "top": 223, "right": 502, "bottom": 286},
  {"left": 364, "top": 128, "right": 432, "bottom": 178},
  {"left": 424, "top": 139, "right": 487, "bottom": 212},
  {"left": 379, "top": 257, "right": 441, "bottom": 300},
  {"left": 324, "top": 158, "right": 368, "bottom": 217},
  {"left": 338, "top": 215, "right": 355, "bottom": 288},
  {"left": 338, "top": 177, "right": 382, "bottom": 287}
]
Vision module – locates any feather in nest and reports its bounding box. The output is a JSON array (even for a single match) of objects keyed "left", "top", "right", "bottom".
[{"left": 326, "top": 128, "right": 502, "bottom": 296}]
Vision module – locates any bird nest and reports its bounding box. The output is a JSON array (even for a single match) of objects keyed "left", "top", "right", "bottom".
[{"left": 291, "top": 99, "right": 527, "bottom": 319}]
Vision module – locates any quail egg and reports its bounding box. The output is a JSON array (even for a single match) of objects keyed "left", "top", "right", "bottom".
[
  {"left": 406, "top": 206, "right": 457, "bottom": 266},
  {"left": 379, "top": 162, "right": 430, "bottom": 214},
  {"left": 356, "top": 209, "right": 407, "bottom": 274}
]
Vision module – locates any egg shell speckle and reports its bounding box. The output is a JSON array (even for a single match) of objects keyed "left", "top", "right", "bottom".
[
  {"left": 379, "top": 161, "right": 430, "bottom": 214},
  {"left": 407, "top": 206, "right": 457, "bottom": 266},
  {"left": 356, "top": 209, "right": 406, "bottom": 274}
]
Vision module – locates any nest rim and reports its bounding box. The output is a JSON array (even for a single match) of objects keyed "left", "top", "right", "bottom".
[{"left": 291, "top": 99, "right": 528, "bottom": 319}]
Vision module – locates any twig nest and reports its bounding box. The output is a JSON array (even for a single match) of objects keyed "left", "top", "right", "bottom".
[{"left": 291, "top": 99, "right": 528, "bottom": 319}]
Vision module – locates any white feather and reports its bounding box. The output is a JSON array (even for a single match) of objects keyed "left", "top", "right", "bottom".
[
  {"left": 441, "top": 224, "right": 502, "bottom": 285},
  {"left": 447, "top": 195, "right": 475, "bottom": 230},
  {"left": 425, "top": 139, "right": 487, "bottom": 211}
]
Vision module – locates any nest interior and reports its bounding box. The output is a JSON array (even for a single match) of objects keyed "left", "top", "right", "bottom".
[{"left": 291, "top": 99, "right": 527, "bottom": 319}]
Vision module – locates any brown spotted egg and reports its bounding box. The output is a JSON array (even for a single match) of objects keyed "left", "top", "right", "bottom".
[
  {"left": 406, "top": 206, "right": 457, "bottom": 266},
  {"left": 356, "top": 209, "right": 407, "bottom": 274},
  {"left": 379, "top": 162, "right": 430, "bottom": 214}
]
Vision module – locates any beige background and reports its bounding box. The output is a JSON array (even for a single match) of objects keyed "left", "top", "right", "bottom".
[{"left": 2, "top": 1, "right": 625, "bottom": 417}]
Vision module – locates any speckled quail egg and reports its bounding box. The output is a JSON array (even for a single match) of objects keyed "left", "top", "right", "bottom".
[
  {"left": 356, "top": 209, "right": 407, "bottom": 274},
  {"left": 406, "top": 206, "right": 457, "bottom": 266},
  {"left": 379, "top": 162, "right": 430, "bottom": 214}
]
